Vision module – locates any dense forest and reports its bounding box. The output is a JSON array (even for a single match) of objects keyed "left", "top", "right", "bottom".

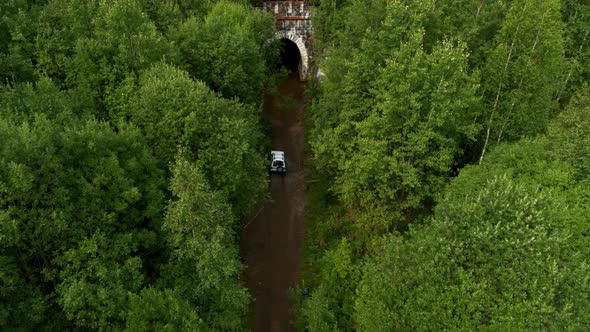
[
  {"left": 1, "top": 0, "right": 279, "bottom": 330},
  {"left": 2, "top": 0, "right": 590, "bottom": 331},
  {"left": 297, "top": 0, "right": 590, "bottom": 331}
]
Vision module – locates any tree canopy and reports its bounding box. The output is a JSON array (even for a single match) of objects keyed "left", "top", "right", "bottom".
[
  {"left": 299, "top": 0, "right": 590, "bottom": 330},
  {"left": 2, "top": 0, "right": 589, "bottom": 330},
  {"left": 1, "top": 0, "right": 277, "bottom": 330}
]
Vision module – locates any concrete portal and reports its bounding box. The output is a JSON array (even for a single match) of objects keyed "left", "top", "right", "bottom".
[{"left": 260, "top": 1, "right": 313, "bottom": 80}]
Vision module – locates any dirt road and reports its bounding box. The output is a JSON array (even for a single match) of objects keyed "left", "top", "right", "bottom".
[{"left": 240, "top": 72, "right": 307, "bottom": 332}]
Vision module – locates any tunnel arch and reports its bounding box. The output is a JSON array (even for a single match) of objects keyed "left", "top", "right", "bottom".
[
  {"left": 277, "top": 31, "right": 309, "bottom": 81},
  {"left": 278, "top": 38, "right": 301, "bottom": 73}
]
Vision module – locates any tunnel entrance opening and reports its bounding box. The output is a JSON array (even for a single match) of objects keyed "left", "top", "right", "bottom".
[{"left": 278, "top": 38, "right": 301, "bottom": 73}]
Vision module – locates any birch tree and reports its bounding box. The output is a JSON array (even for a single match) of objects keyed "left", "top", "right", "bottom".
[
  {"left": 556, "top": 0, "right": 590, "bottom": 103},
  {"left": 479, "top": 0, "right": 565, "bottom": 162}
]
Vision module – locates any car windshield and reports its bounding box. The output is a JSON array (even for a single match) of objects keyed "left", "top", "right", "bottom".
[{"left": 273, "top": 160, "right": 284, "bottom": 167}]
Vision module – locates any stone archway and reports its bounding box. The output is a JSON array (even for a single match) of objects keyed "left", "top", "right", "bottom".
[
  {"left": 260, "top": 1, "right": 313, "bottom": 81},
  {"left": 277, "top": 31, "right": 309, "bottom": 81}
]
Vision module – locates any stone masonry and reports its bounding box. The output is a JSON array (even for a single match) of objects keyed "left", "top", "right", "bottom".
[{"left": 260, "top": 1, "right": 313, "bottom": 80}]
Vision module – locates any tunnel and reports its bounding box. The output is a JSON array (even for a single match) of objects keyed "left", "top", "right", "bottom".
[{"left": 278, "top": 38, "right": 302, "bottom": 73}]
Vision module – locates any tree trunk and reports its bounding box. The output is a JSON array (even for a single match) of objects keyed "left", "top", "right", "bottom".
[{"left": 556, "top": 29, "right": 588, "bottom": 103}]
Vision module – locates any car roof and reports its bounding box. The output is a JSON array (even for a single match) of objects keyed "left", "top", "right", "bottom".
[{"left": 271, "top": 150, "right": 285, "bottom": 159}]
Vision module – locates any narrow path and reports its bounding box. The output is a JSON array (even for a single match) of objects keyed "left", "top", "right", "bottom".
[{"left": 240, "top": 72, "right": 307, "bottom": 332}]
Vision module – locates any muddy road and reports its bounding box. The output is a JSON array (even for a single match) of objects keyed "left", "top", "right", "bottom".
[{"left": 240, "top": 72, "right": 307, "bottom": 332}]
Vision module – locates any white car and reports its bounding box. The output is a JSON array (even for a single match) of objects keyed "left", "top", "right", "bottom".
[{"left": 269, "top": 150, "right": 287, "bottom": 174}]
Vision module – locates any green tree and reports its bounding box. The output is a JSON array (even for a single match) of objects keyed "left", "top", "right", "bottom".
[
  {"left": 298, "top": 287, "right": 338, "bottom": 332},
  {"left": 35, "top": 0, "right": 99, "bottom": 84},
  {"left": 310, "top": 0, "right": 391, "bottom": 163},
  {"left": 125, "top": 62, "right": 266, "bottom": 215},
  {"left": 124, "top": 288, "right": 205, "bottom": 332},
  {"left": 0, "top": 0, "right": 293, "bottom": 329},
  {"left": 311, "top": 0, "right": 388, "bottom": 53},
  {"left": 141, "top": 0, "right": 186, "bottom": 34},
  {"left": 299, "top": 238, "right": 360, "bottom": 330},
  {"left": 159, "top": 157, "right": 249, "bottom": 330},
  {"left": 479, "top": 0, "right": 565, "bottom": 162},
  {"left": 547, "top": 87, "right": 590, "bottom": 181},
  {"left": 43, "top": 0, "right": 175, "bottom": 119},
  {"left": 0, "top": 255, "right": 46, "bottom": 330},
  {"left": 314, "top": 27, "right": 479, "bottom": 235},
  {"left": 556, "top": 0, "right": 590, "bottom": 103},
  {"left": 169, "top": 1, "right": 276, "bottom": 104},
  {"left": 413, "top": 0, "right": 509, "bottom": 64},
  {"left": 55, "top": 232, "right": 146, "bottom": 330},
  {"left": 0, "top": 0, "right": 37, "bottom": 83},
  {"left": 0, "top": 110, "right": 164, "bottom": 329},
  {"left": 354, "top": 139, "right": 590, "bottom": 330},
  {"left": 0, "top": 76, "right": 93, "bottom": 121},
  {"left": 171, "top": 0, "right": 217, "bottom": 20}
]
